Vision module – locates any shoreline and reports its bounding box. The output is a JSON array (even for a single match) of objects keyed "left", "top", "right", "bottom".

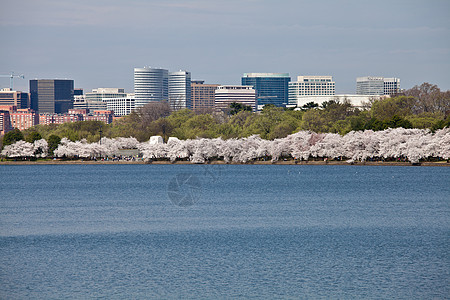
[{"left": 0, "top": 160, "right": 448, "bottom": 167}]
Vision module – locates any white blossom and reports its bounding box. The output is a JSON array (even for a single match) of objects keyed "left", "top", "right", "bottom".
[
  {"left": 4, "top": 128, "right": 448, "bottom": 164},
  {"left": 1, "top": 140, "right": 35, "bottom": 157}
]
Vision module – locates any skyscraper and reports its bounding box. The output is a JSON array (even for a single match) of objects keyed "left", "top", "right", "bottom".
[
  {"left": 169, "top": 71, "right": 191, "bottom": 110},
  {"left": 134, "top": 67, "right": 168, "bottom": 108},
  {"left": 356, "top": 76, "right": 400, "bottom": 95},
  {"left": 30, "top": 79, "right": 74, "bottom": 113},
  {"left": 241, "top": 73, "right": 290, "bottom": 108}
]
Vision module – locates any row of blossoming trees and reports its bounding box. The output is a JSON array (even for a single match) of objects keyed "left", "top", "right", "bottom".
[{"left": 1, "top": 128, "right": 449, "bottom": 164}]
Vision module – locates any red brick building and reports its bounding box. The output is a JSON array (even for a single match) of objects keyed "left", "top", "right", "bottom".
[
  {"left": 39, "top": 109, "right": 114, "bottom": 125},
  {"left": 0, "top": 105, "right": 38, "bottom": 134}
]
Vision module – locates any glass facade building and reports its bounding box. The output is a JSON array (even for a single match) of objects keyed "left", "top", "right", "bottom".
[
  {"left": 169, "top": 71, "right": 191, "bottom": 110},
  {"left": 241, "top": 73, "right": 290, "bottom": 108},
  {"left": 134, "top": 67, "right": 168, "bottom": 108},
  {"left": 356, "top": 76, "right": 400, "bottom": 95},
  {"left": 29, "top": 79, "right": 74, "bottom": 113}
]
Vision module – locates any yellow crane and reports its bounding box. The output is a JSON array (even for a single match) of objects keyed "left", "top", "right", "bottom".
[{"left": 0, "top": 72, "right": 25, "bottom": 90}]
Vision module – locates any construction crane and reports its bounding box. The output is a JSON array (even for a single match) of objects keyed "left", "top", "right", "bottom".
[{"left": 0, "top": 72, "right": 25, "bottom": 90}]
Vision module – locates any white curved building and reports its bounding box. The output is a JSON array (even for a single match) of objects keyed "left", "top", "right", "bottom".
[{"left": 134, "top": 67, "right": 168, "bottom": 108}]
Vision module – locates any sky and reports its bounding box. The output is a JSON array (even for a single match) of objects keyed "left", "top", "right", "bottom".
[{"left": 1, "top": 0, "right": 449, "bottom": 94}]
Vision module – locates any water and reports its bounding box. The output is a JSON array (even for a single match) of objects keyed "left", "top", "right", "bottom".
[{"left": 0, "top": 164, "right": 449, "bottom": 299}]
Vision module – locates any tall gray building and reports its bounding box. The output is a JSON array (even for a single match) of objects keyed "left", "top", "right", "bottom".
[
  {"left": 30, "top": 79, "right": 74, "bottom": 113},
  {"left": 134, "top": 67, "right": 168, "bottom": 108},
  {"left": 356, "top": 76, "right": 400, "bottom": 95},
  {"left": 169, "top": 71, "right": 191, "bottom": 110}
]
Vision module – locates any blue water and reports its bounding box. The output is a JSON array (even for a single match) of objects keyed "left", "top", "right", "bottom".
[{"left": 0, "top": 165, "right": 449, "bottom": 299}]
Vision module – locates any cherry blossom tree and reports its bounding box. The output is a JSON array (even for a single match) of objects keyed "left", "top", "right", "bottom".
[
  {"left": 5, "top": 128, "right": 448, "bottom": 164},
  {"left": 1, "top": 139, "right": 48, "bottom": 158}
]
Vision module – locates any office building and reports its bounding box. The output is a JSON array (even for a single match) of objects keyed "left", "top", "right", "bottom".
[
  {"left": 169, "top": 71, "right": 191, "bottom": 110},
  {"left": 30, "top": 79, "right": 74, "bottom": 113},
  {"left": 288, "top": 76, "right": 335, "bottom": 105},
  {"left": 215, "top": 85, "right": 256, "bottom": 112},
  {"left": 85, "top": 88, "right": 126, "bottom": 111},
  {"left": 356, "top": 76, "right": 400, "bottom": 95},
  {"left": 134, "top": 67, "right": 168, "bottom": 108},
  {"left": 191, "top": 81, "right": 219, "bottom": 113},
  {"left": 241, "top": 73, "right": 290, "bottom": 108},
  {"left": 73, "top": 94, "right": 86, "bottom": 109},
  {"left": 383, "top": 78, "right": 401, "bottom": 95},
  {"left": 104, "top": 94, "right": 135, "bottom": 116},
  {"left": 0, "top": 88, "right": 30, "bottom": 109}
]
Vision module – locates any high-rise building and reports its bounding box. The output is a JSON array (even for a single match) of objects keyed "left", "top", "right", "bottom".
[
  {"left": 134, "top": 67, "right": 168, "bottom": 108},
  {"left": 288, "top": 75, "right": 335, "bottom": 106},
  {"left": 0, "top": 88, "right": 30, "bottom": 109},
  {"left": 215, "top": 85, "right": 256, "bottom": 112},
  {"left": 29, "top": 79, "right": 74, "bottom": 113},
  {"left": 169, "top": 71, "right": 191, "bottom": 110},
  {"left": 104, "top": 94, "right": 135, "bottom": 116},
  {"left": 356, "top": 76, "right": 400, "bottom": 95},
  {"left": 191, "top": 81, "right": 219, "bottom": 113},
  {"left": 84, "top": 88, "right": 126, "bottom": 111},
  {"left": 241, "top": 73, "right": 290, "bottom": 108}
]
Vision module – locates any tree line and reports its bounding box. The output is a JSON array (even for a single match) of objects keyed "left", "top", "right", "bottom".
[{"left": 1, "top": 82, "right": 449, "bottom": 150}]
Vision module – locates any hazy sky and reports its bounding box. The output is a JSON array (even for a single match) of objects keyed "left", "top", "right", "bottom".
[{"left": 1, "top": 0, "right": 449, "bottom": 94}]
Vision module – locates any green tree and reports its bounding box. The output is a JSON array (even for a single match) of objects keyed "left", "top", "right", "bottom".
[
  {"left": 47, "top": 135, "right": 61, "bottom": 156},
  {"left": 229, "top": 102, "right": 252, "bottom": 115},
  {"left": 2, "top": 129, "right": 24, "bottom": 147},
  {"left": 242, "top": 105, "right": 284, "bottom": 139},
  {"left": 25, "top": 131, "right": 42, "bottom": 143},
  {"left": 431, "top": 117, "right": 450, "bottom": 131},
  {"left": 364, "top": 118, "right": 385, "bottom": 131},
  {"left": 301, "top": 102, "right": 319, "bottom": 111},
  {"left": 269, "top": 121, "right": 297, "bottom": 139},
  {"left": 384, "top": 115, "right": 412, "bottom": 129},
  {"left": 370, "top": 96, "right": 415, "bottom": 120},
  {"left": 301, "top": 109, "right": 328, "bottom": 132}
]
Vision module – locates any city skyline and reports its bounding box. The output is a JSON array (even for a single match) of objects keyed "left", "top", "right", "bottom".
[{"left": 1, "top": 0, "right": 449, "bottom": 93}]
